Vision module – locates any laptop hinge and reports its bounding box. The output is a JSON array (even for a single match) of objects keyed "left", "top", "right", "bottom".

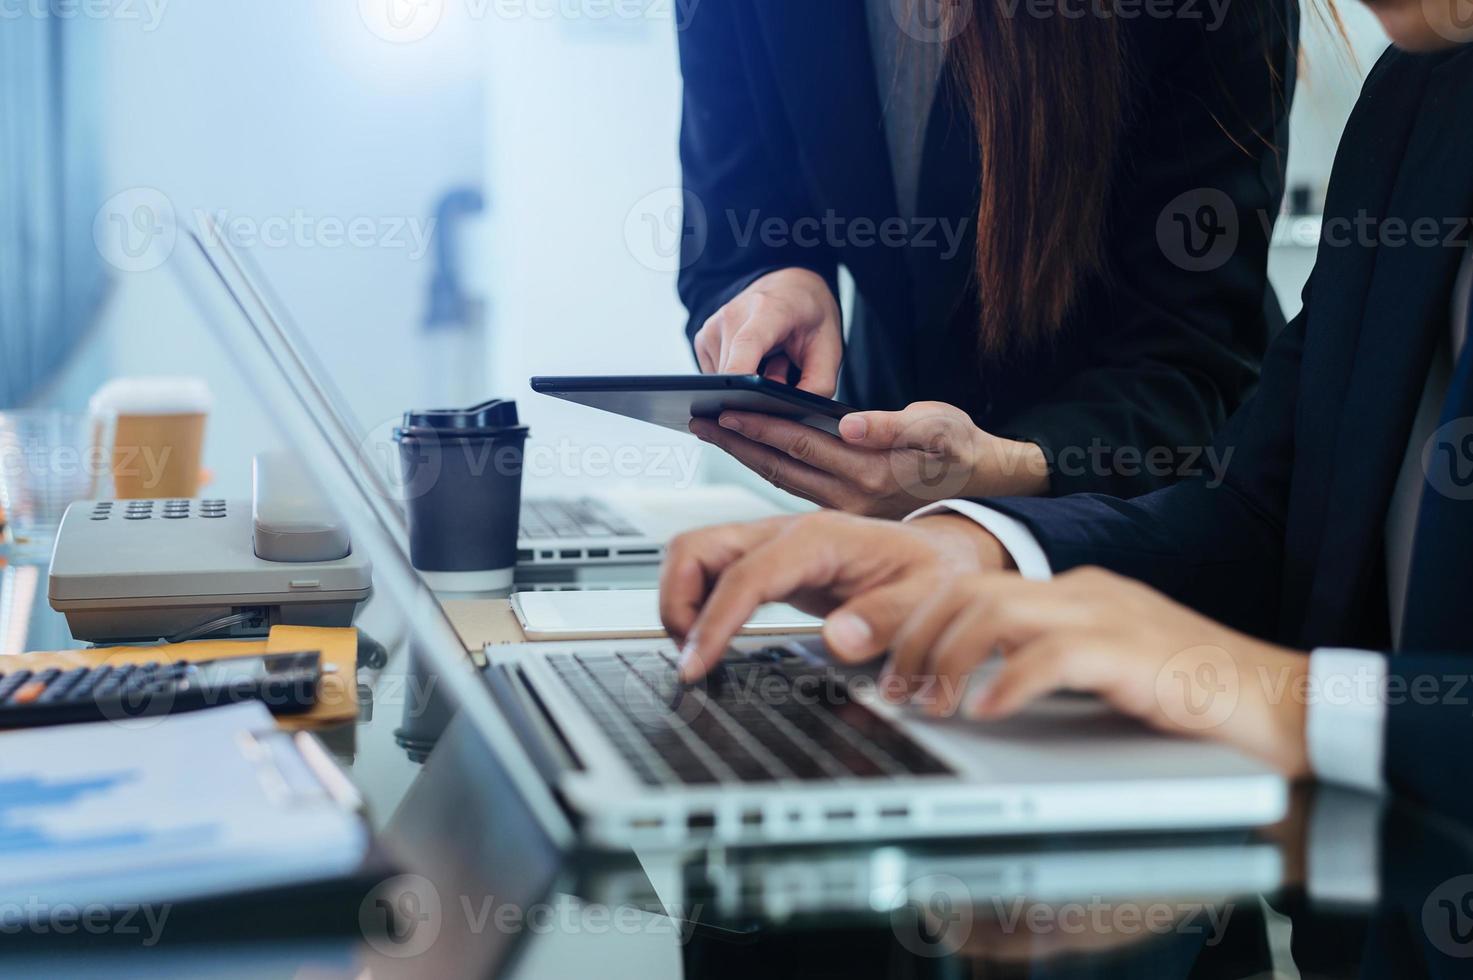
[{"left": 481, "top": 662, "right": 584, "bottom": 781}]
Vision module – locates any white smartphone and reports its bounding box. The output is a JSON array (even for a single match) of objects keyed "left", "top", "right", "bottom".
[{"left": 510, "top": 589, "right": 822, "bottom": 641}]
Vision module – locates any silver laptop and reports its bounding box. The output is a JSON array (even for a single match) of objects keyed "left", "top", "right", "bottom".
[
  {"left": 211, "top": 237, "right": 778, "bottom": 569},
  {"left": 514, "top": 486, "right": 778, "bottom": 569},
  {"left": 179, "top": 223, "right": 1288, "bottom": 852}
]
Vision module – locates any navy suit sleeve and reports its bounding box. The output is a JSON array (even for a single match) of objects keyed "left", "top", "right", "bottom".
[
  {"left": 675, "top": 2, "right": 840, "bottom": 349},
  {"left": 980, "top": 295, "right": 1307, "bottom": 638},
  {"left": 1381, "top": 654, "right": 1473, "bottom": 819},
  {"left": 973, "top": 45, "right": 1410, "bottom": 637}
]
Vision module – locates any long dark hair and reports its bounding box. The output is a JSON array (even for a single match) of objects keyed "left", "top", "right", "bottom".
[
  {"left": 943, "top": 0, "right": 1313, "bottom": 356},
  {"left": 945, "top": 0, "right": 1125, "bottom": 356}
]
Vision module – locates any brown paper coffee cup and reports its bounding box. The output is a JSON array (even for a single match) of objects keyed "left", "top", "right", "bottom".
[{"left": 89, "top": 377, "right": 212, "bottom": 499}]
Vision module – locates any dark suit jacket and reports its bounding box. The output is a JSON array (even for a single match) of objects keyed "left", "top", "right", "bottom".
[
  {"left": 676, "top": 0, "right": 1296, "bottom": 495},
  {"left": 981, "top": 45, "right": 1473, "bottom": 815}
]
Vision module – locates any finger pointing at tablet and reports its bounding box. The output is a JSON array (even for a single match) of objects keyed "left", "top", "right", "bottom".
[{"left": 693, "top": 268, "right": 843, "bottom": 397}]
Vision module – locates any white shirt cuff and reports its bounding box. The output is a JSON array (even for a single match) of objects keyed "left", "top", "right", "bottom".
[
  {"left": 905, "top": 500, "right": 1053, "bottom": 581},
  {"left": 1306, "top": 648, "right": 1388, "bottom": 794},
  {"left": 1305, "top": 786, "right": 1382, "bottom": 906}
]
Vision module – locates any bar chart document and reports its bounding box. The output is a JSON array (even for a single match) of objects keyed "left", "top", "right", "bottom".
[{"left": 0, "top": 703, "right": 367, "bottom": 909}]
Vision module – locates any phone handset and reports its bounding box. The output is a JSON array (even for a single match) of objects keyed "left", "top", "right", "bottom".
[{"left": 252, "top": 451, "right": 352, "bottom": 563}]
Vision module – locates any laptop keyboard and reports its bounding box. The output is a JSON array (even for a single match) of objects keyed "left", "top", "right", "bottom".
[
  {"left": 520, "top": 498, "right": 644, "bottom": 540},
  {"left": 545, "top": 648, "right": 953, "bottom": 786}
]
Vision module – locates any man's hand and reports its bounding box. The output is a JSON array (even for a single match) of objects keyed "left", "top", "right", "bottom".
[
  {"left": 691, "top": 400, "right": 1050, "bottom": 517},
  {"left": 882, "top": 568, "right": 1312, "bottom": 777},
  {"left": 693, "top": 267, "right": 843, "bottom": 396},
  {"left": 658, "top": 511, "right": 1013, "bottom": 681}
]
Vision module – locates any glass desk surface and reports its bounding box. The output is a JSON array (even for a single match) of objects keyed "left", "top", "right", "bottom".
[{"left": 4, "top": 544, "right": 1471, "bottom": 980}]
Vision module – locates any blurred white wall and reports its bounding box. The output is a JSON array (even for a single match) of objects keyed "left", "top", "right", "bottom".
[
  {"left": 78, "top": 1, "right": 487, "bottom": 494},
  {"left": 479, "top": 6, "right": 718, "bottom": 495}
]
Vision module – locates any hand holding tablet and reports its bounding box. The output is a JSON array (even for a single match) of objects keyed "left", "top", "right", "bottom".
[
  {"left": 529, "top": 374, "right": 1046, "bottom": 516},
  {"left": 529, "top": 374, "right": 853, "bottom": 436}
]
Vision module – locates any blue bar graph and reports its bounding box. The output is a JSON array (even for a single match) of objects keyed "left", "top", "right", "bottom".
[{"left": 0, "top": 772, "right": 212, "bottom": 857}]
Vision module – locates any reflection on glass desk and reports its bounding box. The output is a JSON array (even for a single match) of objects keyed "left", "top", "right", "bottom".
[
  {"left": 1, "top": 559, "right": 70, "bottom": 656},
  {"left": 0, "top": 545, "right": 663, "bottom": 816},
  {"left": 467, "top": 562, "right": 664, "bottom": 594},
  {"left": 8, "top": 542, "right": 1473, "bottom": 978}
]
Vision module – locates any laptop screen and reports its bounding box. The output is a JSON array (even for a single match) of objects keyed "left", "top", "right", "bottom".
[{"left": 171, "top": 219, "right": 576, "bottom": 851}]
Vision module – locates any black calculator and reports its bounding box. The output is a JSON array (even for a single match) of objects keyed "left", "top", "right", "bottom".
[{"left": 0, "top": 651, "right": 322, "bottom": 728}]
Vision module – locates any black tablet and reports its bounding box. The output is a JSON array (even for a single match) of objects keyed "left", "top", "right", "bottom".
[{"left": 529, "top": 375, "right": 854, "bottom": 436}]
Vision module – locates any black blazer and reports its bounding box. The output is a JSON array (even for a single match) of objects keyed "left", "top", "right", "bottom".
[
  {"left": 982, "top": 45, "right": 1473, "bottom": 815},
  {"left": 676, "top": 0, "right": 1297, "bottom": 495}
]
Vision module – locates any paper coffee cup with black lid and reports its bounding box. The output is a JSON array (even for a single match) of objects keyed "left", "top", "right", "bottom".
[{"left": 393, "top": 399, "right": 527, "bottom": 591}]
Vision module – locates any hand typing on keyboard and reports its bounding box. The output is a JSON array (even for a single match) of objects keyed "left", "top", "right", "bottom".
[
  {"left": 661, "top": 511, "right": 1318, "bottom": 778},
  {"left": 547, "top": 646, "right": 952, "bottom": 786},
  {"left": 659, "top": 511, "right": 1007, "bottom": 685}
]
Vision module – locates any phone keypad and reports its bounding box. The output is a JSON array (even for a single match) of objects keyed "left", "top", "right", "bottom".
[{"left": 87, "top": 500, "right": 228, "bottom": 521}]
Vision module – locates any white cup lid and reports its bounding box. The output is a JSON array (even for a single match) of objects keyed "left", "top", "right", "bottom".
[{"left": 89, "top": 377, "right": 214, "bottom": 416}]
